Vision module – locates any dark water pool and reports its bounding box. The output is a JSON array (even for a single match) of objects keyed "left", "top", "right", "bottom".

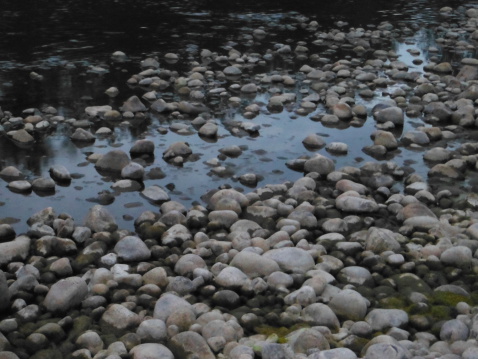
[{"left": 0, "top": 0, "right": 476, "bottom": 233}]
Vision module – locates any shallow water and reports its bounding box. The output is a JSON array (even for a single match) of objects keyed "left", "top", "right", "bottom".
[{"left": 0, "top": 0, "right": 476, "bottom": 233}]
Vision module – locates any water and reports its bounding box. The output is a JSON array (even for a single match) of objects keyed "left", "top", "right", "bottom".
[{"left": 0, "top": 0, "right": 476, "bottom": 233}]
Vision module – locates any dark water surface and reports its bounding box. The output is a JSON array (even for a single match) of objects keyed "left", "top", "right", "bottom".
[{"left": 0, "top": 0, "right": 476, "bottom": 232}]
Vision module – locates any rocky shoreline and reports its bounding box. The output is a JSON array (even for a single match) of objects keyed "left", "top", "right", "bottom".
[{"left": 1, "top": 4, "right": 478, "bottom": 359}]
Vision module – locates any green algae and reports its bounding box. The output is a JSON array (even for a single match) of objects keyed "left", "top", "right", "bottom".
[{"left": 254, "top": 323, "right": 310, "bottom": 343}]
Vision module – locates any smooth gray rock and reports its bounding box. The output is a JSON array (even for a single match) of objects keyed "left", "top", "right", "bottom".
[
  {"left": 70, "top": 128, "right": 96, "bottom": 142},
  {"left": 336, "top": 192, "right": 379, "bottom": 213},
  {"left": 31, "top": 177, "right": 55, "bottom": 192},
  {"left": 365, "top": 227, "right": 401, "bottom": 253},
  {"left": 76, "top": 331, "right": 104, "bottom": 356},
  {"left": 43, "top": 277, "right": 88, "bottom": 313},
  {"left": 302, "top": 303, "right": 340, "bottom": 330},
  {"left": 0, "top": 236, "right": 31, "bottom": 266},
  {"left": 130, "top": 139, "right": 154, "bottom": 156},
  {"left": 153, "top": 293, "right": 194, "bottom": 322},
  {"left": 364, "top": 343, "right": 411, "bottom": 359},
  {"left": 163, "top": 142, "right": 192, "bottom": 160},
  {"left": 230, "top": 251, "right": 280, "bottom": 278},
  {"left": 263, "top": 247, "right": 315, "bottom": 273},
  {"left": 95, "top": 150, "right": 130, "bottom": 173},
  {"left": 174, "top": 254, "right": 207, "bottom": 277},
  {"left": 114, "top": 236, "right": 150, "bottom": 262},
  {"left": 100, "top": 304, "right": 141, "bottom": 335},
  {"left": 215, "top": 266, "right": 248, "bottom": 288},
  {"left": 130, "top": 343, "right": 174, "bottom": 359},
  {"left": 49, "top": 165, "right": 71, "bottom": 183},
  {"left": 329, "top": 289, "right": 368, "bottom": 321},
  {"left": 84, "top": 205, "right": 118, "bottom": 233},
  {"left": 120, "top": 162, "right": 145, "bottom": 180},
  {"left": 311, "top": 348, "right": 357, "bottom": 359},
  {"left": 365, "top": 309, "right": 408, "bottom": 331},
  {"left": 304, "top": 154, "right": 335, "bottom": 175},
  {"left": 373, "top": 106, "right": 404, "bottom": 125},
  {"left": 440, "top": 319, "right": 469, "bottom": 342},
  {"left": 141, "top": 185, "right": 170, "bottom": 203},
  {"left": 136, "top": 319, "right": 167, "bottom": 342},
  {"left": 168, "top": 331, "right": 215, "bottom": 359},
  {"left": 440, "top": 246, "right": 472, "bottom": 267},
  {"left": 0, "top": 225, "right": 16, "bottom": 242},
  {"left": 0, "top": 166, "right": 24, "bottom": 181},
  {"left": 120, "top": 95, "right": 147, "bottom": 112},
  {"left": 261, "top": 343, "right": 294, "bottom": 359}
]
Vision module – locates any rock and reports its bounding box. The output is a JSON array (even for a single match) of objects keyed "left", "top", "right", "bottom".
[
  {"left": 7, "top": 181, "right": 32, "bottom": 193},
  {"left": 401, "top": 131, "right": 430, "bottom": 146},
  {"left": 70, "top": 128, "right": 96, "bottom": 142},
  {"left": 365, "top": 309, "right": 408, "bottom": 331},
  {"left": 364, "top": 343, "right": 411, "bottom": 359},
  {"left": 31, "top": 177, "right": 55, "bottom": 192},
  {"left": 199, "top": 122, "right": 218, "bottom": 137},
  {"left": 373, "top": 131, "right": 398, "bottom": 150},
  {"left": 302, "top": 134, "right": 326, "bottom": 149},
  {"left": 174, "top": 254, "right": 207, "bottom": 277},
  {"left": 120, "top": 96, "right": 147, "bottom": 112},
  {"left": 76, "top": 331, "right": 104, "bottom": 355},
  {"left": 329, "top": 289, "right": 368, "bottom": 321},
  {"left": 0, "top": 225, "right": 16, "bottom": 242},
  {"left": 365, "top": 227, "right": 401, "bottom": 253},
  {"left": 114, "top": 236, "right": 150, "bottom": 262},
  {"left": 215, "top": 266, "right": 248, "bottom": 288},
  {"left": 49, "top": 165, "right": 71, "bottom": 183},
  {"left": 105, "top": 87, "right": 119, "bottom": 97},
  {"left": 440, "top": 246, "right": 472, "bottom": 268},
  {"left": 433, "top": 62, "right": 453, "bottom": 73},
  {"left": 373, "top": 106, "right": 404, "bottom": 125},
  {"left": 230, "top": 251, "right": 280, "bottom": 278},
  {"left": 153, "top": 293, "right": 194, "bottom": 322},
  {"left": 0, "top": 166, "right": 24, "bottom": 181},
  {"left": 224, "top": 66, "right": 242, "bottom": 76},
  {"left": 95, "top": 150, "right": 130, "bottom": 173},
  {"left": 440, "top": 319, "right": 469, "bottom": 342},
  {"left": 208, "top": 189, "right": 249, "bottom": 212},
  {"left": 0, "top": 270, "right": 10, "bottom": 313},
  {"left": 336, "top": 191, "right": 379, "bottom": 213},
  {"left": 263, "top": 247, "right": 315, "bottom": 273},
  {"left": 130, "top": 140, "right": 155, "bottom": 156},
  {"left": 338, "top": 266, "right": 373, "bottom": 286},
  {"left": 121, "top": 162, "right": 145, "bottom": 181},
  {"left": 333, "top": 103, "right": 353, "bottom": 120},
  {"left": 84, "top": 205, "right": 118, "bottom": 233},
  {"left": 168, "top": 331, "right": 215, "bottom": 359},
  {"left": 177, "top": 101, "right": 209, "bottom": 115},
  {"left": 136, "top": 319, "right": 167, "bottom": 342},
  {"left": 261, "top": 343, "right": 294, "bottom": 359},
  {"left": 130, "top": 343, "right": 174, "bottom": 359},
  {"left": 219, "top": 145, "right": 242, "bottom": 157},
  {"left": 100, "top": 304, "right": 141, "bottom": 335},
  {"left": 163, "top": 142, "right": 192, "bottom": 161},
  {"left": 0, "top": 236, "right": 31, "bottom": 266},
  {"left": 43, "top": 277, "right": 88, "bottom": 313},
  {"left": 302, "top": 303, "right": 340, "bottom": 330},
  {"left": 312, "top": 348, "right": 357, "bottom": 359},
  {"left": 8, "top": 129, "right": 35, "bottom": 146},
  {"left": 85, "top": 105, "right": 112, "bottom": 117},
  {"left": 284, "top": 286, "right": 316, "bottom": 306},
  {"left": 141, "top": 185, "right": 170, "bottom": 203},
  {"left": 423, "top": 102, "right": 452, "bottom": 122},
  {"left": 304, "top": 154, "right": 335, "bottom": 175}
]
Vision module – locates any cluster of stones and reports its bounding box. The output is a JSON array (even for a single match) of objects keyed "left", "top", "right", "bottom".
[
  {"left": 1, "top": 5, "right": 478, "bottom": 359},
  {"left": 3, "top": 151, "right": 478, "bottom": 359}
]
